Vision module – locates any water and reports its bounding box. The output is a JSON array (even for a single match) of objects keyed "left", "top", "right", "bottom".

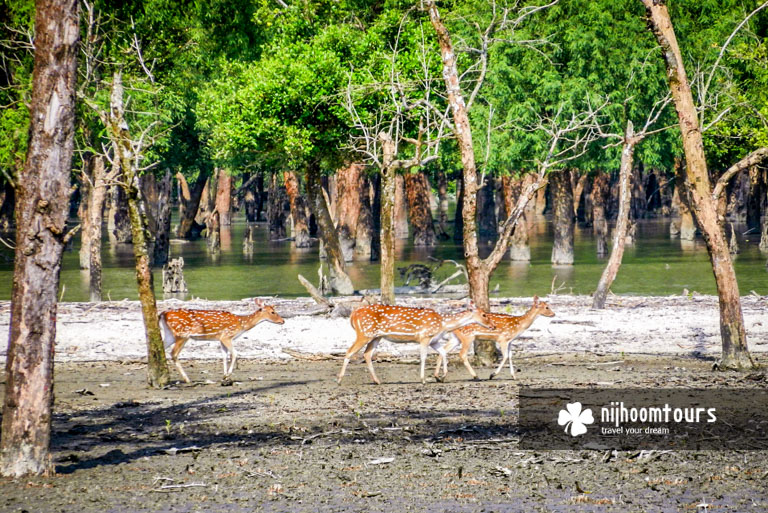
[{"left": 0, "top": 217, "right": 766, "bottom": 302}]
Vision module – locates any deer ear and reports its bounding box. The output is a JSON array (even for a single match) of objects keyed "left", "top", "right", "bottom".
[
  {"left": 533, "top": 295, "right": 539, "bottom": 305},
  {"left": 254, "top": 298, "right": 265, "bottom": 309},
  {"left": 468, "top": 300, "right": 476, "bottom": 310}
]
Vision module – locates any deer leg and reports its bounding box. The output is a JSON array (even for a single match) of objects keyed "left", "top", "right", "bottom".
[
  {"left": 338, "top": 334, "right": 371, "bottom": 384},
  {"left": 170, "top": 337, "right": 191, "bottom": 383},
  {"left": 220, "top": 338, "right": 236, "bottom": 377},
  {"left": 490, "top": 338, "right": 511, "bottom": 380},
  {"left": 419, "top": 342, "right": 429, "bottom": 385},
  {"left": 363, "top": 338, "right": 381, "bottom": 385},
  {"left": 457, "top": 337, "right": 479, "bottom": 381},
  {"left": 429, "top": 339, "right": 449, "bottom": 382},
  {"left": 434, "top": 335, "right": 459, "bottom": 379}
]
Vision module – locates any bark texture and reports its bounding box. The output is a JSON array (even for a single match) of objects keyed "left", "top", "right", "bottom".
[
  {"left": 283, "top": 170, "right": 311, "bottom": 248},
  {"left": 175, "top": 172, "right": 206, "bottom": 239},
  {"left": 1, "top": 0, "right": 78, "bottom": 477},
  {"left": 394, "top": 173, "right": 409, "bottom": 240},
  {"left": 642, "top": 0, "right": 753, "bottom": 369},
  {"left": 107, "top": 183, "right": 132, "bottom": 243},
  {"left": 335, "top": 163, "right": 363, "bottom": 260},
  {"left": 306, "top": 164, "right": 354, "bottom": 295},
  {"left": 550, "top": 169, "right": 574, "bottom": 265},
  {"left": 593, "top": 124, "right": 636, "bottom": 309},
  {"left": 404, "top": 170, "right": 436, "bottom": 246},
  {"left": 214, "top": 168, "right": 232, "bottom": 226},
  {"left": 106, "top": 71, "right": 169, "bottom": 388},
  {"left": 379, "top": 135, "right": 398, "bottom": 304},
  {"left": 354, "top": 173, "right": 373, "bottom": 259},
  {"left": 267, "top": 173, "right": 288, "bottom": 240}
]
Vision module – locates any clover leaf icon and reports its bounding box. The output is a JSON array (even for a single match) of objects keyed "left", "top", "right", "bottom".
[{"left": 558, "top": 402, "right": 594, "bottom": 437}]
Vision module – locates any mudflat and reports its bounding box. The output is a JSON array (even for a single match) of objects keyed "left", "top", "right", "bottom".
[{"left": 1, "top": 353, "right": 766, "bottom": 512}]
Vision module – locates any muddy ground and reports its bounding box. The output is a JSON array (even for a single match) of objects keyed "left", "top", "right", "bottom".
[{"left": 1, "top": 353, "right": 767, "bottom": 512}]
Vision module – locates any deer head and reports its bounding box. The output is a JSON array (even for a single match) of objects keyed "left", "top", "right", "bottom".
[
  {"left": 532, "top": 296, "right": 555, "bottom": 318},
  {"left": 253, "top": 298, "right": 285, "bottom": 325}
]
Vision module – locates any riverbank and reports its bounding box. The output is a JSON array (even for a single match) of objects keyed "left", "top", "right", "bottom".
[{"left": 1, "top": 294, "right": 766, "bottom": 368}]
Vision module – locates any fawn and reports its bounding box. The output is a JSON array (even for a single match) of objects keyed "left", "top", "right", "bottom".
[
  {"left": 435, "top": 296, "right": 555, "bottom": 381},
  {"left": 159, "top": 298, "right": 285, "bottom": 383},
  {"left": 337, "top": 301, "right": 495, "bottom": 385}
]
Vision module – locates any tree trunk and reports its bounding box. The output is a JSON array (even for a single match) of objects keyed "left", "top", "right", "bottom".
[
  {"left": 335, "top": 163, "right": 363, "bottom": 260},
  {"left": 82, "top": 156, "right": 109, "bottom": 300},
  {"left": 0, "top": 181, "right": 15, "bottom": 232},
  {"left": 436, "top": 169, "right": 450, "bottom": 239},
  {"left": 453, "top": 173, "right": 464, "bottom": 242},
  {"left": 355, "top": 173, "right": 373, "bottom": 259},
  {"left": 405, "top": 170, "right": 436, "bottom": 246},
  {"left": 284, "top": 170, "right": 311, "bottom": 248},
  {"left": 107, "top": 183, "right": 132, "bottom": 243},
  {"left": 593, "top": 125, "right": 636, "bottom": 309},
  {"left": 746, "top": 166, "right": 763, "bottom": 232},
  {"left": 394, "top": 173, "right": 409, "bottom": 239},
  {"left": 550, "top": 169, "right": 574, "bottom": 265},
  {"left": 592, "top": 171, "right": 610, "bottom": 257},
  {"left": 241, "top": 171, "right": 258, "bottom": 223},
  {"left": 107, "top": 71, "right": 169, "bottom": 388},
  {"left": 141, "top": 170, "right": 172, "bottom": 266},
  {"left": 379, "top": 136, "right": 398, "bottom": 304},
  {"left": 267, "top": 173, "right": 288, "bottom": 239},
  {"left": 643, "top": 0, "right": 753, "bottom": 369},
  {"left": 214, "top": 168, "right": 232, "bottom": 226},
  {"left": 502, "top": 176, "right": 530, "bottom": 261},
  {"left": 477, "top": 175, "right": 498, "bottom": 239},
  {"left": 572, "top": 172, "right": 588, "bottom": 221},
  {"left": 370, "top": 173, "right": 382, "bottom": 261},
  {"left": 176, "top": 172, "right": 206, "bottom": 239},
  {"left": 306, "top": 164, "right": 354, "bottom": 295},
  {"left": 1, "top": 0, "right": 78, "bottom": 477}
]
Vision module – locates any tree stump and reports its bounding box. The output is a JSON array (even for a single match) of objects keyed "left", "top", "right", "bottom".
[{"left": 162, "top": 257, "right": 188, "bottom": 294}]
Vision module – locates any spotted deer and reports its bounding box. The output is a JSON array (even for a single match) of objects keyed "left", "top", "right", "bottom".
[
  {"left": 159, "top": 298, "right": 285, "bottom": 383},
  {"left": 435, "top": 296, "right": 555, "bottom": 380},
  {"left": 337, "top": 302, "right": 495, "bottom": 385}
]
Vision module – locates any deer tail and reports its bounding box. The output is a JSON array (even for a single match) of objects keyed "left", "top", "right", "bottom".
[{"left": 158, "top": 313, "right": 175, "bottom": 349}]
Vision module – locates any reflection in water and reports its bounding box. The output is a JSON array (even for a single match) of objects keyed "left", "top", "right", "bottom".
[{"left": 0, "top": 217, "right": 765, "bottom": 302}]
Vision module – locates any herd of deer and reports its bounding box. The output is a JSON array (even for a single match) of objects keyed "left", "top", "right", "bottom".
[{"left": 159, "top": 296, "right": 555, "bottom": 385}]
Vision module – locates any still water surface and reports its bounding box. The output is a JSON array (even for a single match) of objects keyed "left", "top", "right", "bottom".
[{"left": 0, "top": 218, "right": 766, "bottom": 301}]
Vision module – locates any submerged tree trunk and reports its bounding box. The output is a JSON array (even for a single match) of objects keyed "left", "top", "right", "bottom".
[
  {"left": 1, "top": 0, "right": 79, "bottom": 477},
  {"left": 108, "top": 183, "right": 132, "bottom": 243},
  {"left": 335, "top": 163, "right": 363, "bottom": 260},
  {"left": 214, "top": 168, "right": 232, "bottom": 226},
  {"left": 306, "top": 164, "right": 354, "bottom": 295},
  {"left": 284, "top": 170, "right": 311, "bottom": 248},
  {"left": 355, "top": 173, "right": 374, "bottom": 259},
  {"left": 592, "top": 171, "right": 610, "bottom": 257},
  {"left": 394, "top": 173, "right": 409, "bottom": 240},
  {"left": 436, "top": 169, "right": 450, "bottom": 239},
  {"left": 477, "top": 175, "right": 498, "bottom": 239},
  {"left": 176, "top": 172, "right": 206, "bottom": 239},
  {"left": 267, "top": 173, "right": 288, "bottom": 240},
  {"left": 643, "top": 0, "right": 753, "bottom": 369},
  {"left": 141, "top": 170, "right": 172, "bottom": 266},
  {"left": 593, "top": 124, "right": 637, "bottom": 309},
  {"left": 106, "top": 71, "right": 169, "bottom": 387},
  {"left": 405, "top": 170, "right": 436, "bottom": 246},
  {"left": 550, "top": 169, "right": 574, "bottom": 265},
  {"left": 502, "top": 176, "right": 530, "bottom": 261}
]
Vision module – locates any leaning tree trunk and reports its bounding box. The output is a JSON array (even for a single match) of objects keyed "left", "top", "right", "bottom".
[
  {"left": 106, "top": 71, "right": 169, "bottom": 387},
  {"left": 593, "top": 123, "right": 636, "bottom": 309},
  {"left": 550, "top": 169, "right": 574, "bottom": 265},
  {"left": 284, "top": 170, "right": 311, "bottom": 248},
  {"left": 1, "top": 0, "right": 78, "bottom": 477},
  {"left": 306, "top": 164, "right": 354, "bottom": 295},
  {"left": 642, "top": 0, "right": 754, "bottom": 369},
  {"left": 176, "top": 172, "right": 206, "bottom": 239},
  {"left": 592, "top": 171, "right": 610, "bottom": 257},
  {"left": 405, "top": 170, "right": 437, "bottom": 246},
  {"left": 214, "top": 168, "right": 232, "bottom": 227}
]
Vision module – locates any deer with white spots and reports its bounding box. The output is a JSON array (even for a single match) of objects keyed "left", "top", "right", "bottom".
[
  {"left": 159, "top": 298, "right": 285, "bottom": 383},
  {"left": 435, "top": 296, "right": 554, "bottom": 381},
  {"left": 337, "top": 302, "right": 495, "bottom": 385}
]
